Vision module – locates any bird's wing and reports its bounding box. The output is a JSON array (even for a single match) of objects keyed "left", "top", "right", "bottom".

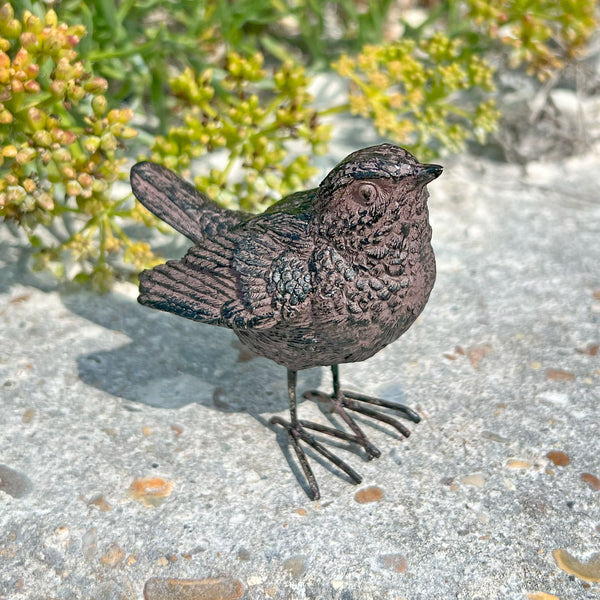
[
  {"left": 138, "top": 213, "right": 313, "bottom": 330},
  {"left": 137, "top": 227, "right": 246, "bottom": 326},
  {"left": 130, "top": 162, "right": 245, "bottom": 244},
  {"left": 227, "top": 212, "right": 314, "bottom": 328}
]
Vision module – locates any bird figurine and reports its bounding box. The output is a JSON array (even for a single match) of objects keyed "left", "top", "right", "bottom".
[{"left": 131, "top": 144, "right": 442, "bottom": 499}]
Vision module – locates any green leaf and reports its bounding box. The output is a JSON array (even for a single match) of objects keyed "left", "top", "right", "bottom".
[
  {"left": 73, "top": 272, "right": 91, "bottom": 284},
  {"left": 28, "top": 234, "right": 43, "bottom": 247}
]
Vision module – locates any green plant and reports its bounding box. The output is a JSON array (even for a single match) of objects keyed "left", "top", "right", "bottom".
[
  {"left": 1, "top": 1, "right": 598, "bottom": 290},
  {"left": 26, "top": 0, "right": 431, "bottom": 131},
  {"left": 31, "top": 0, "right": 401, "bottom": 130},
  {"left": 333, "top": 32, "right": 499, "bottom": 161},
  {"left": 149, "top": 52, "right": 331, "bottom": 212},
  {"left": 0, "top": 4, "right": 152, "bottom": 290},
  {"left": 465, "top": 0, "right": 598, "bottom": 79}
]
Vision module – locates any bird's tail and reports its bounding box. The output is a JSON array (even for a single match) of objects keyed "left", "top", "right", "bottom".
[{"left": 130, "top": 162, "right": 242, "bottom": 244}]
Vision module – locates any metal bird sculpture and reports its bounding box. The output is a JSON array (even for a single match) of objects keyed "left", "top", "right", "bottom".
[{"left": 131, "top": 144, "right": 442, "bottom": 499}]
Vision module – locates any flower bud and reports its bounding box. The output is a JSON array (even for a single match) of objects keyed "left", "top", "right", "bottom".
[
  {"left": 68, "top": 84, "right": 85, "bottom": 102},
  {"left": 62, "top": 165, "right": 76, "bottom": 179},
  {"left": 84, "top": 76, "right": 108, "bottom": 94},
  {"left": 39, "top": 149, "right": 51, "bottom": 164},
  {"left": 0, "top": 109, "right": 12, "bottom": 123},
  {"left": 37, "top": 192, "right": 54, "bottom": 211},
  {"left": 91, "top": 179, "right": 107, "bottom": 193},
  {"left": 42, "top": 33, "right": 63, "bottom": 54},
  {"left": 77, "top": 173, "right": 92, "bottom": 188},
  {"left": 162, "top": 156, "right": 178, "bottom": 170},
  {"left": 91, "top": 95, "right": 107, "bottom": 116},
  {"left": 16, "top": 147, "right": 37, "bottom": 164},
  {"left": 32, "top": 129, "right": 53, "bottom": 148},
  {"left": 25, "top": 62, "right": 39, "bottom": 77},
  {"left": 6, "top": 185, "right": 26, "bottom": 203},
  {"left": 2, "top": 144, "right": 17, "bottom": 157},
  {"left": 52, "top": 128, "right": 77, "bottom": 145},
  {"left": 13, "top": 47, "right": 29, "bottom": 68},
  {"left": 54, "top": 57, "right": 73, "bottom": 80},
  {"left": 51, "top": 147, "right": 71, "bottom": 163},
  {"left": 100, "top": 134, "right": 118, "bottom": 152},
  {"left": 45, "top": 114, "right": 59, "bottom": 129},
  {"left": 0, "top": 3, "right": 13, "bottom": 23},
  {"left": 111, "top": 123, "right": 137, "bottom": 139},
  {"left": 24, "top": 80, "right": 40, "bottom": 93},
  {"left": 45, "top": 9, "right": 58, "bottom": 27},
  {"left": 83, "top": 136, "right": 100, "bottom": 154},
  {"left": 24, "top": 12, "right": 43, "bottom": 34},
  {"left": 66, "top": 180, "right": 82, "bottom": 196},
  {"left": 107, "top": 108, "right": 133, "bottom": 124},
  {"left": 3, "top": 18, "right": 21, "bottom": 38},
  {"left": 66, "top": 24, "right": 86, "bottom": 39},
  {"left": 23, "top": 178, "right": 36, "bottom": 193},
  {"left": 50, "top": 80, "right": 66, "bottom": 96},
  {"left": 27, "top": 106, "right": 45, "bottom": 130},
  {"left": 19, "top": 31, "right": 38, "bottom": 50}
]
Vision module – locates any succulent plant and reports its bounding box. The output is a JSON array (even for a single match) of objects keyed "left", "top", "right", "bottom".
[
  {"left": 148, "top": 52, "right": 331, "bottom": 212},
  {"left": 334, "top": 32, "right": 499, "bottom": 161},
  {"left": 0, "top": 4, "right": 145, "bottom": 290}
]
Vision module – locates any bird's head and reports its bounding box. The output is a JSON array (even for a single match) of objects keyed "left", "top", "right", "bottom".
[{"left": 312, "top": 144, "right": 442, "bottom": 243}]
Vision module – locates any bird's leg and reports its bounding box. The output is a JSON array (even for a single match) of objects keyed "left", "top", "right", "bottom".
[
  {"left": 327, "top": 365, "right": 381, "bottom": 459},
  {"left": 304, "top": 364, "right": 421, "bottom": 444},
  {"left": 271, "top": 369, "right": 363, "bottom": 500}
]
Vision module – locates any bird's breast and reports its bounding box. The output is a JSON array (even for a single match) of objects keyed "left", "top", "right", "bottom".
[
  {"left": 235, "top": 220, "right": 435, "bottom": 371},
  {"left": 308, "top": 222, "right": 435, "bottom": 353}
]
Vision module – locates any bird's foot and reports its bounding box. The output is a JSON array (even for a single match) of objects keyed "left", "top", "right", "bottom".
[
  {"left": 271, "top": 369, "right": 421, "bottom": 500},
  {"left": 270, "top": 416, "right": 363, "bottom": 500},
  {"left": 296, "top": 392, "right": 383, "bottom": 460},
  {"left": 303, "top": 388, "right": 421, "bottom": 443}
]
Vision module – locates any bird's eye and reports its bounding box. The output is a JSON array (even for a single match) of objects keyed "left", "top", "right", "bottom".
[{"left": 356, "top": 183, "right": 378, "bottom": 204}]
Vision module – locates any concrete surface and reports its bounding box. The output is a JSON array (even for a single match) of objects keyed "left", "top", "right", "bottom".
[{"left": 1, "top": 144, "right": 600, "bottom": 599}]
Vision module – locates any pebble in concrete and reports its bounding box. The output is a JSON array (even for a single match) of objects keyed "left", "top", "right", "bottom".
[
  {"left": 282, "top": 555, "right": 307, "bottom": 578},
  {"left": 379, "top": 554, "right": 408, "bottom": 573},
  {"left": 553, "top": 550, "right": 600, "bottom": 582},
  {"left": 0, "top": 464, "right": 33, "bottom": 498},
  {"left": 143, "top": 577, "right": 244, "bottom": 600},
  {"left": 128, "top": 476, "right": 174, "bottom": 507},
  {"left": 354, "top": 486, "right": 384, "bottom": 503}
]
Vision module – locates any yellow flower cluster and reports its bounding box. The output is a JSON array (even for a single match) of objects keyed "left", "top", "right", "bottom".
[
  {"left": 333, "top": 32, "right": 499, "bottom": 160},
  {"left": 149, "top": 51, "right": 331, "bottom": 212},
  {"left": 466, "top": 0, "right": 597, "bottom": 79},
  {"left": 0, "top": 4, "right": 144, "bottom": 290}
]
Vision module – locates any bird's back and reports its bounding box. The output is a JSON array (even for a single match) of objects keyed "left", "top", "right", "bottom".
[{"left": 132, "top": 163, "right": 315, "bottom": 332}]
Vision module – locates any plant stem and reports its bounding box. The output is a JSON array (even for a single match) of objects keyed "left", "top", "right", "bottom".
[{"left": 318, "top": 104, "right": 351, "bottom": 117}]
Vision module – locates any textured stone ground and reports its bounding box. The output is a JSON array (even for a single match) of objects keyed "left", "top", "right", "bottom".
[{"left": 1, "top": 143, "right": 599, "bottom": 599}]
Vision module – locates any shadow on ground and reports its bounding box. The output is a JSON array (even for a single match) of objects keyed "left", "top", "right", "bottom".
[
  {"left": 0, "top": 234, "right": 324, "bottom": 415},
  {"left": 62, "top": 288, "right": 325, "bottom": 414}
]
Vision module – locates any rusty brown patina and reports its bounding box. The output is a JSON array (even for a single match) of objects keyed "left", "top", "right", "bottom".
[{"left": 132, "top": 144, "right": 442, "bottom": 499}]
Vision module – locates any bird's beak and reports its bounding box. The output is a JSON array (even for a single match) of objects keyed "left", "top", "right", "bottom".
[{"left": 417, "top": 164, "right": 443, "bottom": 184}]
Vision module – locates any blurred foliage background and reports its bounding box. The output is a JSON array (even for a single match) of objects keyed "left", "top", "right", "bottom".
[{"left": 1, "top": 0, "right": 598, "bottom": 289}]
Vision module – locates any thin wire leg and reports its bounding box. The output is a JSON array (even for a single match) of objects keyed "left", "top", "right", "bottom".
[
  {"left": 327, "top": 365, "right": 380, "bottom": 459},
  {"left": 341, "top": 399, "right": 412, "bottom": 437},
  {"left": 302, "top": 365, "right": 421, "bottom": 442},
  {"left": 271, "top": 369, "right": 364, "bottom": 500},
  {"left": 342, "top": 390, "right": 421, "bottom": 423}
]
